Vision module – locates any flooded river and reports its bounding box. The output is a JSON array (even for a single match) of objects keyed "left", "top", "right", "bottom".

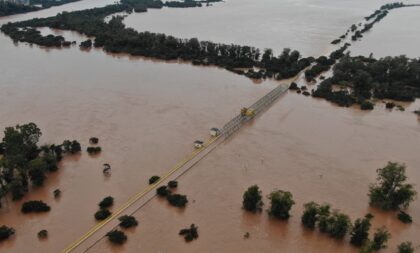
[{"left": 0, "top": 0, "right": 419, "bottom": 252}]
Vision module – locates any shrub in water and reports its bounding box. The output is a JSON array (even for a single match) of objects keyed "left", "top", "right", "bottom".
[
  {"left": 21, "top": 200, "right": 51, "bottom": 213},
  {"left": 149, "top": 176, "right": 160, "bottom": 185},
  {"left": 118, "top": 215, "right": 138, "bottom": 229},
  {"left": 106, "top": 230, "right": 127, "bottom": 245},
  {"left": 95, "top": 209, "right": 111, "bottom": 221},
  {"left": 99, "top": 196, "right": 114, "bottom": 209}
]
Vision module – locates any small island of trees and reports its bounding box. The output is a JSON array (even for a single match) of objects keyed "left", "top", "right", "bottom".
[{"left": 312, "top": 55, "right": 420, "bottom": 108}]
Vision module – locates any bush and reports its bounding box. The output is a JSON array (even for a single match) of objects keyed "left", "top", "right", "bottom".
[
  {"left": 350, "top": 214, "right": 373, "bottom": 247},
  {"left": 87, "top": 146, "right": 101, "bottom": 155},
  {"left": 98, "top": 196, "right": 114, "bottom": 209},
  {"left": 168, "top": 180, "right": 178, "bottom": 188},
  {"left": 21, "top": 200, "right": 51, "bottom": 213},
  {"left": 179, "top": 224, "right": 198, "bottom": 242},
  {"left": 149, "top": 176, "right": 160, "bottom": 185},
  {"left": 397, "top": 211, "right": 412, "bottom": 224},
  {"left": 53, "top": 189, "right": 61, "bottom": 198},
  {"left": 289, "top": 82, "right": 299, "bottom": 90},
  {"left": 398, "top": 241, "right": 414, "bottom": 253},
  {"left": 369, "top": 162, "right": 417, "bottom": 210},
  {"left": 301, "top": 202, "right": 319, "bottom": 229},
  {"left": 156, "top": 186, "right": 170, "bottom": 197},
  {"left": 242, "top": 185, "right": 263, "bottom": 212},
  {"left": 372, "top": 227, "right": 390, "bottom": 251},
  {"left": 0, "top": 226, "right": 15, "bottom": 242},
  {"left": 267, "top": 190, "right": 295, "bottom": 220},
  {"left": 89, "top": 137, "right": 99, "bottom": 144},
  {"left": 360, "top": 101, "right": 374, "bottom": 110},
  {"left": 95, "top": 209, "right": 111, "bottom": 221},
  {"left": 386, "top": 102, "right": 395, "bottom": 109},
  {"left": 167, "top": 194, "right": 188, "bottom": 207},
  {"left": 38, "top": 229, "right": 48, "bottom": 239},
  {"left": 106, "top": 230, "right": 127, "bottom": 245},
  {"left": 80, "top": 39, "right": 92, "bottom": 49},
  {"left": 118, "top": 215, "right": 138, "bottom": 229}
]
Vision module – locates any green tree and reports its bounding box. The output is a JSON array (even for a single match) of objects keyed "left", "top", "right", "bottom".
[
  {"left": 398, "top": 241, "right": 415, "bottom": 253},
  {"left": 98, "top": 196, "right": 114, "bottom": 209},
  {"left": 369, "top": 162, "right": 417, "bottom": 210},
  {"left": 301, "top": 202, "right": 320, "bottom": 229},
  {"left": 350, "top": 214, "right": 373, "bottom": 247},
  {"left": 0, "top": 225, "right": 15, "bottom": 241},
  {"left": 118, "top": 215, "right": 138, "bottom": 229},
  {"left": 106, "top": 230, "right": 127, "bottom": 245},
  {"left": 372, "top": 227, "right": 391, "bottom": 251},
  {"left": 95, "top": 209, "right": 111, "bottom": 220},
  {"left": 242, "top": 185, "right": 263, "bottom": 212},
  {"left": 267, "top": 190, "right": 295, "bottom": 220}
]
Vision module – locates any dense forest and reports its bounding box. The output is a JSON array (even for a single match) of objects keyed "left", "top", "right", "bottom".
[
  {"left": 0, "top": 0, "right": 81, "bottom": 17},
  {"left": 0, "top": 0, "right": 312, "bottom": 81},
  {"left": 312, "top": 55, "right": 420, "bottom": 108},
  {"left": 0, "top": 1, "right": 39, "bottom": 16},
  {"left": 0, "top": 123, "right": 81, "bottom": 206}
]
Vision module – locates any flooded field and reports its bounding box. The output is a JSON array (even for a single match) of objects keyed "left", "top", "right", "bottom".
[
  {"left": 124, "top": 0, "right": 385, "bottom": 56},
  {"left": 350, "top": 6, "right": 420, "bottom": 58},
  {"left": 0, "top": 0, "right": 419, "bottom": 252},
  {"left": 89, "top": 93, "right": 420, "bottom": 253}
]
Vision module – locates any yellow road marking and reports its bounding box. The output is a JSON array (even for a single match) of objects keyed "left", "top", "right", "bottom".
[{"left": 61, "top": 135, "right": 221, "bottom": 253}]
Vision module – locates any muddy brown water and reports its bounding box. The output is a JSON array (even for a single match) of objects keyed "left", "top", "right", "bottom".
[{"left": 0, "top": 0, "right": 419, "bottom": 252}]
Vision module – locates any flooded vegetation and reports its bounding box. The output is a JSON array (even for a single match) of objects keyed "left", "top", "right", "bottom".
[{"left": 0, "top": 0, "right": 420, "bottom": 252}]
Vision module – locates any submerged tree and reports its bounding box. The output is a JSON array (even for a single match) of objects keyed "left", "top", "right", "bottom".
[
  {"left": 350, "top": 214, "right": 374, "bottom": 247},
  {"left": 98, "top": 196, "right": 114, "bottom": 209},
  {"left": 369, "top": 162, "right": 417, "bottom": 210},
  {"left": 118, "top": 215, "right": 138, "bottom": 229},
  {"left": 179, "top": 224, "right": 199, "bottom": 242},
  {"left": 267, "top": 190, "right": 295, "bottom": 220},
  {"left": 0, "top": 225, "right": 15, "bottom": 241},
  {"left": 398, "top": 241, "right": 415, "bottom": 253},
  {"left": 242, "top": 185, "right": 263, "bottom": 212},
  {"left": 106, "top": 230, "right": 127, "bottom": 245},
  {"left": 372, "top": 227, "right": 391, "bottom": 251}
]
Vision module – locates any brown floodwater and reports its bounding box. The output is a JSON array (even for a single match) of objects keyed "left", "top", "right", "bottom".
[{"left": 0, "top": 0, "right": 419, "bottom": 252}]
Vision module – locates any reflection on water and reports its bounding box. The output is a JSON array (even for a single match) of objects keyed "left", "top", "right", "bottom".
[{"left": 0, "top": 0, "right": 419, "bottom": 252}]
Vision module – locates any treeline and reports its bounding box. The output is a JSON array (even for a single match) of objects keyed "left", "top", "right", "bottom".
[
  {"left": 0, "top": 123, "right": 81, "bottom": 205},
  {"left": 1, "top": 1, "right": 312, "bottom": 81},
  {"left": 352, "top": 2, "right": 408, "bottom": 41},
  {"left": 0, "top": 0, "right": 81, "bottom": 17},
  {"left": 29, "top": 0, "right": 80, "bottom": 8},
  {"left": 312, "top": 55, "right": 420, "bottom": 109},
  {"left": 304, "top": 43, "right": 349, "bottom": 82},
  {"left": 330, "top": 2, "right": 416, "bottom": 44},
  {"left": 0, "top": 1, "right": 39, "bottom": 16}
]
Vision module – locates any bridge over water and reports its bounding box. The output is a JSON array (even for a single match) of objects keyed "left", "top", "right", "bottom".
[{"left": 61, "top": 82, "right": 290, "bottom": 253}]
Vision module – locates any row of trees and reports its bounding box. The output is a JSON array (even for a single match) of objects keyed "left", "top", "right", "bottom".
[
  {"left": 312, "top": 55, "right": 420, "bottom": 108},
  {"left": 1, "top": 1, "right": 312, "bottom": 82},
  {"left": 242, "top": 162, "right": 416, "bottom": 251},
  {"left": 0, "top": 1, "right": 39, "bottom": 17},
  {"left": 304, "top": 43, "right": 349, "bottom": 82},
  {"left": 242, "top": 186, "right": 295, "bottom": 220},
  {"left": 0, "top": 0, "right": 81, "bottom": 17}
]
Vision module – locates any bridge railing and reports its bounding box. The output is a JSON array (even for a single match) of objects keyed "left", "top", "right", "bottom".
[{"left": 221, "top": 84, "right": 288, "bottom": 138}]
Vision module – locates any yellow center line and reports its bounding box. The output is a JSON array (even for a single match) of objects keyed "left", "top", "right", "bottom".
[{"left": 61, "top": 135, "right": 221, "bottom": 253}]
